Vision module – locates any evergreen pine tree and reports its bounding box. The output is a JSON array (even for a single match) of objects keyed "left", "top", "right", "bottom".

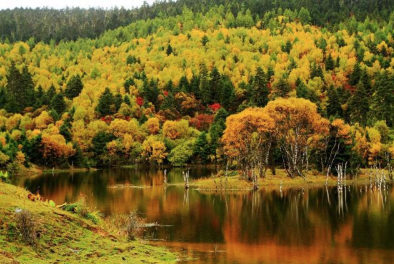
[
  {"left": 325, "top": 54, "right": 335, "bottom": 71},
  {"left": 310, "top": 63, "right": 324, "bottom": 79},
  {"left": 5, "top": 62, "right": 24, "bottom": 113},
  {"left": 349, "top": 82, "right": 369, "bottom": 125},
  {"left": 201, "top": 35, "right": 209, "bottom": 46},
  {"left": 190, "top": 74, "right": 200, "bottom": 99},
  {"left": 124, "top": 95, "right": 131, "bottom": 106},
  {"left": 161, "top": 92, "right": 176, "bottom": 111},
  {"left": 21, "top": 66, "right": 35, "bottom": 108},
  {"left": 349, "top": 62, "right": 361, "bottom": 86},
  {"left": 139, "top": 114, "right": 148, "bottom": 124},
  {"left": 209, "top": 67, "right": 221, "bottom": 101},
  {"left": 214, "top": 108, "right": 228, "bottom": 125},
  {"left": 199, "top": 64, "right": 211, "bottom": 105},
  {"left": 34, "top": 85, "right": 45, "bottom": 108},
  {"left": 92, "top": 132, "right": 115, "bottom": 164},
  {"left": 166, "top": 43, "right": 173, "bottom": 56},
  {"left": 0, "top": 88, "right": 6, "bottom": 108},
  {"left": 326, "top": 86, "right": 343, "bottom": 118},
  {"left": 50, "top": 93, "right": 67, "bottom": 115},
  {"left": 372, "top": 72, "right": 394, "bottom": 126},
  {"left": 124, "top": 78, "right": 135, "bottom": 94},
  {"left": 251, "top": 67, "right": 269, "bottom": 107},
  {"left": 359, "top": 69, "right": 372, "bottom": 96},
  {"left": 65, "top": 75, "right": 83, "bottom": 99},
  {"left": 114, "top": 93, "right": 123, "bottom": 112},
  {"left": 296, "top": 79, "right": 309, "bottom": 99},
  {"left": 44, "top": 84, "right": 56, "bottom": 105},
  {"left": 179, "top": 76, "right": 190, "bottom": 93},
  {"left": 194, "top": 132, "right": 209, "bottom": 163},
  {"left": 60, "top": 118, "right": 72, "bottom": 142},
  {"left": 219, "top": 76, "right": 236, "bottom": 111},
  {"left": 208, "top": 123, "right": 223, "bottom": 160},
  {"left": 96, "top": 87, "right": 115, "bottom": 117},
  {"left": 275, "top": 77, "right": 291, "bottom": 98},
  {"left": 145, "top": 79, "right": 160, "bottom": 110}
]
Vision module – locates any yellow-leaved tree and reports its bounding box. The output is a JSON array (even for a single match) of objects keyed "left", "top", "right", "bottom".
[{"left": 141, "top": 136, "right": 167, "bottom": 165}]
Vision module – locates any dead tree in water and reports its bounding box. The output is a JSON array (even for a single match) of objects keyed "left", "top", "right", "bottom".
[
  {"left": 183, "top": 170, "right": 189, "bottom": 189},
  {"left": 336, "top": 162, "right": 347, "bottom": 192}
]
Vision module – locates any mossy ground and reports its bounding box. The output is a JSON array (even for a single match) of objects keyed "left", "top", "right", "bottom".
[
  {"left": 178, "top": 169, "right": 384, "bottom": 191},
  {"left": 0, "top": 182, "right": 177, "bottom": 264}
]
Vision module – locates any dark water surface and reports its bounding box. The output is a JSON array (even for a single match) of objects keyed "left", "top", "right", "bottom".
[{"left": 11, "top": 168, "right": 394, "bottom": 264}]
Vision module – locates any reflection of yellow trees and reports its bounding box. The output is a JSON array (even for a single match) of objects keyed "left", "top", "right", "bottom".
[{"left": 13, "top": 169, "right": 394, "bottom": 264}]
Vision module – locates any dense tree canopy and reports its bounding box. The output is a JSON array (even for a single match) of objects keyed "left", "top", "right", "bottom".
[{"left": 0, "top": 1, "right": 393, "bottom": 177}]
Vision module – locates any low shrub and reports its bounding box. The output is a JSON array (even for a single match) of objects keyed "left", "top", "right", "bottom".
[{"left": 15, "top": 210, "right": 38, "bottom": 246}]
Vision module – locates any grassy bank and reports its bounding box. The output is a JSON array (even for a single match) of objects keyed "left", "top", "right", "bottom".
[
  {"left": 0, "top": 182, "right": 177, "bottom": 264},
  {"left": 41, "top": 167, "right": 97, "bottom": 174},
  {"left": 175, "top": 169, "right": 387, "bottom": 191}
]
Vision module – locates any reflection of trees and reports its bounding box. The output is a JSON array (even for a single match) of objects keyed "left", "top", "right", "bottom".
[
  {"left": 12, "top": 171, "right": 394, "bottom": 252},
  {"left": 351, "top": 187, "right": 394, "bottom": 249},
  {"left": 224, "top": 186, "right": 394, "bottom": 250},
  {"left": 234, "top": 189, "right": 315, "bottom": 245}
]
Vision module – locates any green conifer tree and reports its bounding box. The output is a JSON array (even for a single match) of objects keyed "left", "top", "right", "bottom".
[
  {"left": 349, "top": 82, "right": 369, "bottom": 125},
  {"left": 65, "top": 75, "right": 83, "bottom": 99},
  {"left": 96, "top": 87, "right": 115, "bottom": 117}
]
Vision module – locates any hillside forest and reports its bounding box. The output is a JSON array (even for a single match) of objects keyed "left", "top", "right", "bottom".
[{"left": 1, "top": 2, "right": 394, "bottom": 178}]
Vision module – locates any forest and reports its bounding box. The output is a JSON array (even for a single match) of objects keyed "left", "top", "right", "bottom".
[{"left": 0, "top": 1, "right": 394, "bottom": 178}]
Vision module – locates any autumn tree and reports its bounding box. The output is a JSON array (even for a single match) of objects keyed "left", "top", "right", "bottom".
[
  {"left": 41, "top": 134, "right": 75, "bottom": 166},
  {"left": 141, "top": 136, "right": 167, "bottom": 165},
  {"left": 265, "top": 98, "right": 329, "bottom": 178},
  {"left": 168, "top": 140, "right": 194, "bottom": 166},
  {"left": 222, "top": 107, "right": 275, "bottom": 178}
]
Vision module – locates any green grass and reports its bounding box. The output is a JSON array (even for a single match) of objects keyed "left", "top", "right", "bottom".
[
  {"left": 0, "top": 182, "right": 177, "bottom": 264},
  {"left": 177, "top": 169, "right": 382, "bottom": 191},
  {"left": 41, "top": 167, "right": 96, "bottom": 174}
]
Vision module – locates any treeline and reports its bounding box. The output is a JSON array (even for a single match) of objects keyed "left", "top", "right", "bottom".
[{"left": 1, "top": 0, "right": 394, "bottom": 43}]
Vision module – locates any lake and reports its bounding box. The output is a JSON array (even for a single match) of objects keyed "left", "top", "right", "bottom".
[{"left": 11, "top": 167, "right": 394, "bottom": 264}]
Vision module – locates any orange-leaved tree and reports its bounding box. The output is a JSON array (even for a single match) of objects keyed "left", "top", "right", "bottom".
[
  {"left": 221, "top": 107, "right": 275, "bottom": 178},
  {"left": 41, "top": 134, "right": 75, "bottom": 166}
]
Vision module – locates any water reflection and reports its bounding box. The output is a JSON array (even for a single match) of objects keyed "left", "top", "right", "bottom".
[{"left": 11, "top": 168, "right": 394, "bottom": 264}]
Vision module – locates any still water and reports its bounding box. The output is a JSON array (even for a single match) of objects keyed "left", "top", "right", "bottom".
[{"left": 12, "top": 167, "right": 394, "bottom": 264}]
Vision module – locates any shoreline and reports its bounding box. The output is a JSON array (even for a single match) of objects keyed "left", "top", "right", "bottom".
[
  {"left": 0, "top": 182, "right": 177, "bottom": 264},
  {"left": 168, "top": 169, "right": 392, "bottom": 191}
]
